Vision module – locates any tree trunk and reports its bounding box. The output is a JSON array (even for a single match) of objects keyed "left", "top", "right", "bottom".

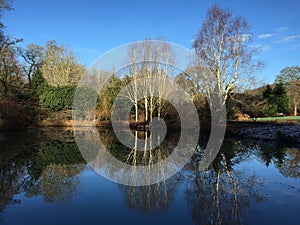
[
  {"left": 27, "top": 74, "right": 32, "bottom": 86},
  {"left": 134, "top": 74, "right": 138, "bottom": 122},
  {"left": 158, "top": 98, "right": 161, "bottom": 120},
  {"left": 150, "top": 96, "right": 154, "bottom": 122},
  {"left": 294, "top": 105, "right": 298, "bottom": 116},
  {"left": 144, "top": 97, "right": 148, "bottom": 122},
  {"left": 135, "top": 103, "right": 138, "bottom": 122}
]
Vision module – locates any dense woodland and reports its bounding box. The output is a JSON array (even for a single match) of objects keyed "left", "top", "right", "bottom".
[{"left": 0, "top": 1, "right": 299, "bottom": 131}]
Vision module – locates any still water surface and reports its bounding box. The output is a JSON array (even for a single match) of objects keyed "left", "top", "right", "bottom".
[{"left": 0, "top": 129, "right": 299, "bottom": 225}]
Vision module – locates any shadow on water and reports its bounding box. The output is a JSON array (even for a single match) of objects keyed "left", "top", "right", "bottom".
[{"left": 0, "top": 128, "right": 299, "bottom": 224}]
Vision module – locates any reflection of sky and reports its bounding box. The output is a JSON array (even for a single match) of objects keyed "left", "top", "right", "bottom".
[
  {"left": 235, "top": 154, "right": 300, "bottom": 187},
  {"left": 235, "top": 155, "right": 300, "bottom": 225}
]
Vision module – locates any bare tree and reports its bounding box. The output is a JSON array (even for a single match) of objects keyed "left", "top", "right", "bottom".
[
  {"left": 0, "top": 0, "right": 13, "bottom": 29},
  {"left": 124, "top": 39, "right": 175, "bottom": 122},
  {"left": 0, "top": 35, "right": 22, "bottom": 96},
  {"left": 19, "top": 44, "right": 44, "bottom": 85},
  {"left": 41, "top": 40, "right": 85, "bottom": 87},
  {"left": 193, "top": 5, "right": 264, "bottom": 106},
  {"left": 0, "top": 0, "right": 23, "bottom": 96}
]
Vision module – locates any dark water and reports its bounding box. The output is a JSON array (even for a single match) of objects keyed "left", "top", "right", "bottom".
[{"left": 0, "top": 129, "right": 299, "bottom": 225}]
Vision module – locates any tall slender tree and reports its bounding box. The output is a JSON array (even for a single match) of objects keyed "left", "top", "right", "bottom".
[
  {"left": 124, "top": 39, "right": 175, "bottom": 122},
  {"left": 193, "top": 5, "right": 263, "bottom": 107}
]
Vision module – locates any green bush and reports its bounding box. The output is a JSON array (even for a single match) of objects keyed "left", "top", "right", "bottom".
[
  {"left": 73, "top": 86, "right": 99, "bottom": 119},
  {"left": 39, "top": 85, "right": 76, "bottom": 111},
  {"left": 226, "top": 97, "right": 238, "bottom": 120},
  {"left": 38, "top": 84, "right": 99, "bottom": 114}
]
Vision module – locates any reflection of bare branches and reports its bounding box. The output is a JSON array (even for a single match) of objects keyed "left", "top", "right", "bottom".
[
  {"left": 120, "top": 178, "right": 178, "bottom": 214},
  {"left": 119, "top": 131, "right": 181, "bottom": 214},
  {"left": 24, "top": 164, "right": 85, "bottom": 205},
  {"left": 0, "top": 154, "right": 27, "bottom": 213},
  {"left": 121, "top": 131, "right": 174, "bottom": 166},
  {"left": 38, "top": 164, "right": 85, "bottom": 204},
  {"left": 185, "top": 141, "right": 265, "bottom": 225}
]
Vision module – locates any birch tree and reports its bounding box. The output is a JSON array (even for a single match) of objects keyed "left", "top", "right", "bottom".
[
  {"left": 193, "top": 5, "right": 263, "bottom": 106},
  {"left": 124, "top": 39, "right": 175, "bottom": 122}
]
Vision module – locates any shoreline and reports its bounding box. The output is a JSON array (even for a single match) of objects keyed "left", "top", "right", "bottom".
[
  {"left": 1, "top": 119, "right": 299, "bottom": 144},
  {"left": 226, "top": 121, "right": 300, "bottom": 144}
]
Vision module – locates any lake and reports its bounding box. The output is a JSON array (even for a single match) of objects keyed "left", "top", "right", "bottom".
[{"left": 0, "top": 128, "right": 299, "bottom": 225}]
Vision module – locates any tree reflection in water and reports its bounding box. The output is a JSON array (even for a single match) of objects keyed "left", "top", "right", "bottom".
[
  {"left": 118, "top": 130, "right": 182, "bottom": 213},
  {"left": 26, "top": 163, "right": 85, "bottom": 204},
  {"left": 275, "top": 147, "right": 300, "bottom": 178},
  {"left": 0, "top": 129, "right": 299, "bottom": 224},
  {"left": 185, "top": 139, "right": 266, "bottom": 225},
  {"left": 0, "top": 130, "right": 86, "bottom": 216}
]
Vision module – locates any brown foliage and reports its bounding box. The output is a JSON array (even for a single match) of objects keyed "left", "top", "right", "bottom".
[{"left": 0, "top": 97, "right": 32, "bottom": 130}]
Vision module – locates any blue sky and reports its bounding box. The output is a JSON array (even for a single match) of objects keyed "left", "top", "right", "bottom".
[{"left": 3, "top": 0, "right": 300, "bottom": 84}]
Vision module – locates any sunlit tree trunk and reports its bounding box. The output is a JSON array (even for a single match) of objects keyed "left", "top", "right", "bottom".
[
  {"left": 126, "top": 40, "right": 175, "bottom": 123},
  {"left": 144, "top": 97, "right": 148, "bottom": 121}
]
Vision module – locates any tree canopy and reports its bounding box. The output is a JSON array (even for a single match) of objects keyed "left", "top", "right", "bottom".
[{"left": 41, "top": 40, "right": 85, "bottom": 87}]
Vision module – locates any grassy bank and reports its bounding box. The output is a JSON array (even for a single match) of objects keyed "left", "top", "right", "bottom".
[{"left": 254, "top": 116, "right": 300, "bottom": 123}]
